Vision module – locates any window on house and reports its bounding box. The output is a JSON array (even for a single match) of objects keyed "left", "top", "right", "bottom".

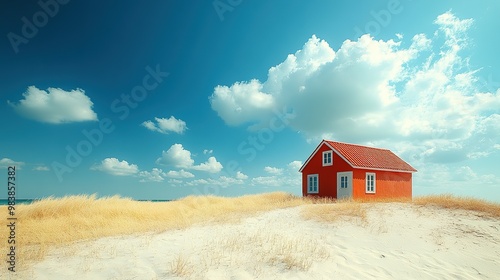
[
  {"left": 340, "top": 175, "right": 348, "bottom": 188},
  {"left": 322, "top": 151, "right": 332, "bottom": 166},
  {"left": 366, "top": 173, "right": 376, "bottom": 193},
  {"left": 307, "top": 174, "right": 319, "bottom": 194}
]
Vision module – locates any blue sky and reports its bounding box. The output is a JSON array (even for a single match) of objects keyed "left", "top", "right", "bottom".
[{"left": 1, "top": 0, "right": 499, "bottom": 201}]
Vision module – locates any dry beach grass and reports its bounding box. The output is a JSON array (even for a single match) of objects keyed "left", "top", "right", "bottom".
[
  {"left": 414, "top": 194, "right": 500, "bottom": 218},
  {"left": 1, "top": 191, "right": 499, "bottom": 277},
  {"left": 0, "top": 192, "right": 306, "bottom": 269}
]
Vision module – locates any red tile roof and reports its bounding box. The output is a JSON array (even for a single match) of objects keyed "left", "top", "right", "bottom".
[{"left": 325, "top": 140, "right": 417, "bottom": 172}]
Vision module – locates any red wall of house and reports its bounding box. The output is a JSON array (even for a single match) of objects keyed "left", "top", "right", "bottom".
[
  {"left": 302, "top": 143, "right": 413, "bottom": 199},
  {"left": 301, "top": 143, "right": 353, "bottom": 198}
]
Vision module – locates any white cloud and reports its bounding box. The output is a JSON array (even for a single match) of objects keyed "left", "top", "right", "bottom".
[
  {"left": 156, "top": 144, "right": 223, "bottom": 173},
  {"left": 186, "top": 176, "right": 244, "bottom": 188},
  {"left": 210, "top": 79, "right": 275, "bottom": 126},
  {"left": 434, "top": 11, "right": 473, "bottom": 47},
  {"left": 413, "top": 164, "right": 500, "bottom": 200},
  {"left": 191, "top": 157, "right": 223, "bottom": 173},
  {"left": 168, "top": 179, "right": 184, "bottom": 186},
  {"left": 251, "top": 176, "right": 283, "bottom": 187},
  {"left": 165, "top": 169, "right": 195, "bottom": 179},
  {"left": 87, "top": 155, "right": 195, "bottom": 182},
  {"left": 91, "top": 158, "right": 139, "bottom": 176},
  {"left": 210, "top": 34, "right": 417, "bottom": 137},
  {"left": 33, "top": 165, "right": 50, "bottom": 171},
  {"left": 251, "top": 161, "right": 303, "bottom": 189},
  {"left": 139, "top": 168, "right": 195, "bottom": 182},
  {"left": 210, "top": 12, "right": 500, "bottom": 169},
  {"left": 264, "top": 166, "right": 283, "bottom": 175},
  {"left": 142, "top": 116, "right": 187, "bottom": 134},
  {"left": 183, "top": 162, "right": 295, "bottom": 190},
  {"left": 142, "top": 121, "right": 157, "bottom": 131},
  {"left": 0, "top": 158, "right": 25, "bottom": 169},
  {"left": 287, "top": 161, "right": 303, "bottom": 171},
  {"left": 139, "top": 168, "right": 166, "bottom": 183},
  {"left": 156, "top": 144, "right": 194, "bottom": 168},
  {"left": 8, "top": 86, "right": 98, "bottom": 124},
  {"left": 236, "top": 171, "right": 248, "bottom": 180},
  {"left": 203, "top": 149, "right": 213, "bottom": 155}
]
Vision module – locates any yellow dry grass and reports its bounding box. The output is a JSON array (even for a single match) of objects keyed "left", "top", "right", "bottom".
[
  {"left": 1, "top": 191, "right": 498, "bottom": 272},
  {"left": 0, "top": 192, "right": 305, "bottom": 270},
  {"left": 169, "top": 254, "right": 193, "bottom": 278},
  {"left": 413, "top": 194, "right": 500, "bottom": 218},
  {"left": 302, "top": 199, "right": 367, "bottom": 223}
]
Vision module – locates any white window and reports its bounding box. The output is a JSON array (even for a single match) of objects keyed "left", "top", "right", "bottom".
[
  {"left": 322, "top": 151, "right": 332, "bottom": 166},
  {"left": 340, "top": 175, "right": 348, "bottom": 188},
  {"left": 307, "top": 174, "right": 319, "bottom": 194},
  {"left": 366, "top": 173, "right": 376, "bottom": 193}
]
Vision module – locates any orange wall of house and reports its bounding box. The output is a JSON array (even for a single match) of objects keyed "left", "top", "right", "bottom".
[
  {"left": 302, "top": 143, "right": 353, "bottom": 198},
  {"left": 352, "top": 169, "right": 412, "bottom": 199}
]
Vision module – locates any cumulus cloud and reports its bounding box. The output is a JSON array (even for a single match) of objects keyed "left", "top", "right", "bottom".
[
  {"left": 89, "top": 156, "right": 195, "bottom": 183},
  {"left": 91, "top": 158, "right": 139, "bottom": 176},
  {"left": 191, "top": 157, "right": 223, "bottom": 173},
  {"left": 156, "top": 144, "right": 194, "bottom": 168},
  {"left": 251, "top": 161, "right": 302, "bottom": 188},
  {"left": 139, "top": 168, "right": 195, "bottom": 182},
  {"left": 8, "top": 86, "right": 98, "bottom": 124},
  {"left": 33, "top": 165, "right": 50, "bottom": 171},
  {"left": 0, "top": 158, "right": 25, "bottom": 169},
  {"left": 236, "top": 171, "right": 248, "bottom": 180},
  {"left": 251, "top": 176, "right": 283, "bottom": 187},
  {"left": 139, "top": 168, "right": 166, "bottom": 183},
  {"left": 413, "top": 164, "right": 500, "bottom": 200},
  {"left": 165, "top": 169, "right": 195, "bottom": 179},
  {"left": 210, "top": 12, "right": 500, "bottom": 167},
  {"left": 156, "top": 144, "right": 223, "bottom": 173},
  {"left": 287, "top": 161, "right": 303, "bottom": 171},
  {"left": 264, "top": 166, "right": 283, "bottom": 175},
  {"left": 210, "top": 34, "right": 415, "bottom": 137},
  {"left": 142, "top": 116, "right": 187, "bottom": 134},
  {"left": 186, "top": 176, "right": 245, "bottom": 188}
]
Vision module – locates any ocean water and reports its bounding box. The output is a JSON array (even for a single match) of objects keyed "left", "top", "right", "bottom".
[
  {"left": 0, "top": 199, "right": 38, "bottom": 205},
  {"left": 0, "top": 199, "right": 171, "bottom": 205}
]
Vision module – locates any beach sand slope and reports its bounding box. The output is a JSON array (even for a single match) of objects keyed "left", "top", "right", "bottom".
[{"left": 25, "top": 203, "right": 500, "bottom": 280}]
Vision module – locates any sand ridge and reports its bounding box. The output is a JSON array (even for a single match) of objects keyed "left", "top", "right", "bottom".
[{"left": 16, "top": 203, "right": 500, "bottom": 279}]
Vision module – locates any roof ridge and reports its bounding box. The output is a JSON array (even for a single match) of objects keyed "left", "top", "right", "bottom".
[{"left": 324, "top": 140, "right": 390, "bottom": 151}]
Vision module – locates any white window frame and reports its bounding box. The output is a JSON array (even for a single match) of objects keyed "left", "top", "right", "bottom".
[
  {"left": 307, "top": 174, "right": 319, "bottom": 194},
  {"left": 322, "top": 151, "right": 333, "bottom": 166},
  {"left": 365, "top": 172, "right": 376, "bottom": 194}
]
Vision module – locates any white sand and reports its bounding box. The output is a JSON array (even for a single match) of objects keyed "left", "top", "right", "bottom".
[{"left": 21, "top": 203, "right": 500, "bottom": 280}]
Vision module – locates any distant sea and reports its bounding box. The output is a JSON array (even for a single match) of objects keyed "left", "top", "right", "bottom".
[
  {"left": 0, "top": 199, "right": 39, "bottom": 205},
  {"left": 0, "top": 199, "right": 171, "bottom": 205}
]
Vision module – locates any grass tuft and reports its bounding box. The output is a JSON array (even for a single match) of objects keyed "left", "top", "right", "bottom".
[
  {"left": 302, "top": 199, "right": 367, "bottom": 224},
  {"left": 169, "top": 254, "right": 193, "bottom": 277},
  {"left": 413, "top": 194, "right": 500, "bottom": 218}
]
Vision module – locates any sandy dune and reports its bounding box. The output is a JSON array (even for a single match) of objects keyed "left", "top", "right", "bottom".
[{"left": 20, "top": 203, "right": 500, "bottom": 280}]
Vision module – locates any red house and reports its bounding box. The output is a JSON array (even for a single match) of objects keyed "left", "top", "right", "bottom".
[{"left": 299, "top": 140, "right": 417, "bottom": 199}]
